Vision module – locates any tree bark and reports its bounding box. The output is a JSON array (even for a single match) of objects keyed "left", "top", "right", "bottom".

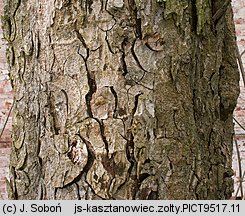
[{"left": 2, "top": 0, "right": 239, "bottom": 199}]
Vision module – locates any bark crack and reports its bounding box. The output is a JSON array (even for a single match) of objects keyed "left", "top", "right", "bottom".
[
  {"left": 209, "top": 71, "right": 216, "bottom": 95},
  {"left": 105, "top": 31, "right": 115, "bottom": 54},
  {"left": 76, "top": 134, "right": 96, "bottom": 174},
  {"left": 74, "top": 182, "right": 81, "bottom": 200},
  {"left": 85, "top": 0, "right": 93, "bottom": 14},
  {"left": 131, "top": 92, "right": 143, "bottom": 119},
  {"left": 126, "top": 0, "right": 142, "bottom": 39},
  {"left": 85, "top": 70, "right": 97, "bottom": 118},
  {"left": 109, "top": 86, "right": 118, "bottom": 118},
  {"left": 120, "top": 37, "right": 130, "bottom": 76},
  {"left": 58, "top": 132, "right": 97, "bottom": 198},
  {"left": 105, "top": 0, "right": 117, "bottom": 24},
  {"left": 95, "top": 118, "right": 109, "bottom": 155},
  {"left": 120, "top": 51, "right": 129, "bottom": 76},
  {"left": 131, "top": 39, "right": 148, "bottom": 74},
  {"left": 173, "top": 109, "right": 181, "bottom": 132},
  {"left": 145, "top": 42, "right": 164, "bottom": 52},
  {"left": 191, "top": 0, "right": 198, "bottom": 33},
  {"left": 76, "top": 30, "right": 111, "bottom": 158},
  {"left": 76, "top": 31, "right": 96, "bottom": 119},
  {"left": 75, "top": 30, "right": 89, "bottom": 60}
]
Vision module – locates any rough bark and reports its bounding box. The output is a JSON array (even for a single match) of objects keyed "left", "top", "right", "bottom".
[{"left": 2, "top": 0, "right": 239, "bottom": 199}]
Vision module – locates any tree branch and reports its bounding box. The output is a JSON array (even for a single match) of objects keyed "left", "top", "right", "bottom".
[
  {"left": 233, "top": 117, "right": 245, "bottom": 131},
  {"left": 0, "top": 102, "right": 14, "bottom": 140},
  {"left": 234, "top": 135, "right": 244, "bottom": 199},
  {"left": 236, "top": 44, "right": 245, "bottom": 87}
]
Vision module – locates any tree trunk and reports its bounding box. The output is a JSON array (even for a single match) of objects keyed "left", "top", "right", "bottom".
[{"left": 2, "top": 0, "right": 239, "bottom": 199}]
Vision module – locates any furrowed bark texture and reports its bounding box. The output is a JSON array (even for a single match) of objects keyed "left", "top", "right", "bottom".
[{"left": 3, "top": 0, "right": 239, "bottom": 199}]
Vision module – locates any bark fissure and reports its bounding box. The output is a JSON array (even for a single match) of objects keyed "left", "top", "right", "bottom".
[
  {"left": 131, "top": 39, "right": 148, "bottom": 74},
  {"left": 120, "top": 51, "right": 128, "bottom": 76},
  {"left": 212, "top": 0, "right": 230, "bottom": 24},
  {"left": 105, "top": 31, "right": 115, "bottom": 54},
  {"left": 96, "top": 119, "right": 109, "bottom": 155},
  {"left": 191, "top": 0, "right": 198, "bottom": 33},
  {"left": 85, "top": 70, "right": 96, "bottom": 118},
  {"left": 109, "top": 86, "right": 118, "bottom": 118},
  {"left": 77, "top": 41, "right": 96, "bottom": 119}
]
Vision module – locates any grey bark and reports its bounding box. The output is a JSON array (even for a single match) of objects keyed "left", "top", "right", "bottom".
[{"left": 2, "top": 0, "right": 239, "bottom": 199}]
